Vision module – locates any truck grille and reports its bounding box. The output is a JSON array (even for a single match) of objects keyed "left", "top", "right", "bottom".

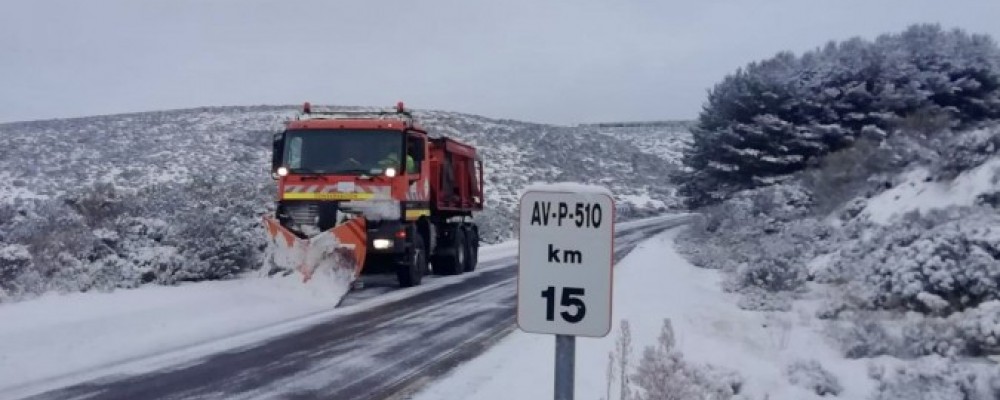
[
  {"left": 284, "top": 203, "right": 319, "bottom": 226},
  {"left": 278, "top": 201, "right": 341, "bottom": 237}
]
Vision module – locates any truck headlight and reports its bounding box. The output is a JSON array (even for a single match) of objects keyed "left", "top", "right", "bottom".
[
  {"left": 373, "top": 239, "right": 392, "bottom": 249},
  {"left": 384, "top": 167, "right": 397, "bottom": 177}
]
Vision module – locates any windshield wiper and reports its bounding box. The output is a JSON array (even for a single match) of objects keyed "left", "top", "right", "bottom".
[
  {"left": 290, "top": 168, "right": 327, "bottom": 175},
  {"left": 332, "top": 168, "right": 378, "bottom": 175}
]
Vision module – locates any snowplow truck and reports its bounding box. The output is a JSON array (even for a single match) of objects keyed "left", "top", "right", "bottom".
[{"left": 263, "top": 102, "right": 484, "bottom": 287}]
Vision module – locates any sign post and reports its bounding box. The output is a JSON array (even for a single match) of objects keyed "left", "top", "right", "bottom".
[
  {"left": 517, "top": 188, "right": 615, "bottom": 400},
  {"left": 554, "top": 334, "right": 575, "bottom": 400}
]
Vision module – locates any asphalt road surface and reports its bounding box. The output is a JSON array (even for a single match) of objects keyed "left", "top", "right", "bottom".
[{"left": 21, "top": 215, "right": 694, "bottom": 400}]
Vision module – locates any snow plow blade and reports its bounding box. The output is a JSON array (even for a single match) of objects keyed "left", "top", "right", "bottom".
[{"left": 263, "top": 216, "right": 368, "bottom": 283}]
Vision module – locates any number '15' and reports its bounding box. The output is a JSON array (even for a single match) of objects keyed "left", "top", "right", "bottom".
[{"left": 541, "top": 286, "right": 586, "bottom": 323}]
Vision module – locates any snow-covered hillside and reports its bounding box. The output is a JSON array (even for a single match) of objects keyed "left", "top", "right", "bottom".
[
  {"left": 0, "top": 106, "right": 688, "bottom": 229},
  {"left": 0, "top": 106, "right": 690, "bottom": 300},
  {"left": 672, "top": 122, "right": 1000, "bottom": 399},
  {"left": 584, "top": 121, "right": 693, "bottom": 163}
]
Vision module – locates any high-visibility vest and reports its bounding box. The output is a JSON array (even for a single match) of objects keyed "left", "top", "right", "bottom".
[{"left": 379, "top": 153, "right": 417, "bottom": 174}]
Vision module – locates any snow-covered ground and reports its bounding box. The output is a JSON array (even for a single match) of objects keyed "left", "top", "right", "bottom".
[
  {"left": 861, "top": 157, "right": 1000, "bottom": 224},
  {"left": 0, "top": 242, "right": 522, "bottom": 397},
  {"left": 412, "top": 228, "right": 883, "bottom": 400}
]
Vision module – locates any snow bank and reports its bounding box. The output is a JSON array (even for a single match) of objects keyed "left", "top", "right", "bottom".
[
  {"left": 863, "top": 157, "right": 1000, "bottom": 224},
  {"left": 412, "top": 228, "right": 876, "bottom": 400},
  {"left": 0, "top": 270, "right": 349, "bottom": 394},
  {"left": 619, "top": 193, "right": 666, "bottom": 209}
]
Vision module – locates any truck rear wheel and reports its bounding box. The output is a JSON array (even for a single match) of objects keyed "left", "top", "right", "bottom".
[
  {"left": 397, "top": 231, "right": 426, "bottom": 287},
  {"left": 432, "top": 225, "right": 466, "bottom": 276},
  {"left": 462, "top": 224, "right": 479, "bottom": 272}
]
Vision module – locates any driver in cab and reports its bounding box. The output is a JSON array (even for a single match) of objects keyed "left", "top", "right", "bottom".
[{"left": 377, "top": 146, "right": 416, "bottom": 175}]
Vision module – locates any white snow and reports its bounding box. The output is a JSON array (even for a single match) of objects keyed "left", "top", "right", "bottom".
[
  {"left": 862, "top": 157, "right": 1000, "bottom": 224},
  {"left": 0, "top": 270, "right": 347, "bottom": 395},
  {"left": 412, "top": 228, "right": 878, "bottom": 400},
  {"left": 619, "top": 193, "right": 667, "bottom": 209},
  {"left": 523, "top": 182, "right": 614, "bottom": 196}
]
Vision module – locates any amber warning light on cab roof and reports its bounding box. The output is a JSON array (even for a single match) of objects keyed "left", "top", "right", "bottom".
[{"left": 300, "top": 101, "right": 407, "bottom": 114}]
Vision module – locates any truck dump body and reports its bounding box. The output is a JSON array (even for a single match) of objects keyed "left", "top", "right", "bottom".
[{"left": 429, "top": 137, "right": 484, "bottom": 214}]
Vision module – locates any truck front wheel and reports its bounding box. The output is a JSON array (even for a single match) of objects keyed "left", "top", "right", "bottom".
[{"left": 397, "top": 231, "right": 426, "bottom": 287}]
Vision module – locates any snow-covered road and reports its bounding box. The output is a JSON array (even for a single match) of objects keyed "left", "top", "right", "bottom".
[{"left": 0, "top": 214, "right": 692, "bottom": 400}]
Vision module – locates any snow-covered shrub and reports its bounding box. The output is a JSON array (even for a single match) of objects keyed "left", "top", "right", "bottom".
[
  {"left": 476, "top": 208, "right": 517, "bottom": 244},
  {"left": 902, "top": 301, "right": 1000, "bottom": 357},
  {"left": 836, "top": 196, "right": 870, "bottom": 222},
  {"left": 679, "top": 184, "right": 825, "bottom": 310},
  {"left": 610, "top": 320, "right": 634, "bottom": 400},
  {"left": 829, "top": 301, "right": 1000, "bottom": 359},
  {"left": 934, "top": 125, "right": 1000, "bottom": 180},
  {"left": 802, "top": 138, "right": 901, "bottom": 215},
  {"left": 630, "top": 319, "right": 742, "bottom": 400},
  {"left": 0, "top": 176, "right": 272, "bottom": 300},
  {"left": 736, "top": 290, "right": 794, "bottom": 312},
  {"left": 785, "top": 359, "right": 843, "bottom": 396},
  {"left": 833, "top": 207, "right": 1000, "bottom": 315},
  {"left": 958, "top": 301, "right": 1000, "bottom": 356},
  {"left": 900, "top": 316, "right": 968, "bottom": 357},
  {"left": 2, "top": 199, "right": 99, "bottom": 295},
  {"left": 829, "top": 318, "right": 899, "bottom": 358},
  {"left": 978, "top": 191, "right": 1000, "bottom": 208},
  {"left": 171, "top": 205, "right": 262, "bottom": 281},
  {"left": 677, "top": 212, "right": 742, "bottom": 271},
  {"left": 64, "top": 182, "right": 127, "bottom": 230},
  {"left": 121, "top": 177, "right": 270, "bottom": 283},
  {"left": 731, "top": 241, "right": 806, "bottom": 293},
  {"left": 0, "top": 244, "right": 32, "bottom": 298},
  {"left": 868, "top": 357, "right": 1000, "bottom": 400},
  {"left": 679, "top": 183, "right": 816, "bottom": 269}
]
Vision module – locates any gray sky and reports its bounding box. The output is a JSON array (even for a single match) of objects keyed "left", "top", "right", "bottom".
[{"left": 2, "top": 1, "right": 999, "bottom": 125}]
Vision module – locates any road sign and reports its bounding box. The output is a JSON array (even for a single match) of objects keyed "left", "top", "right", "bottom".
[{"left": 517, "top": 189, "right": 615, "bottom": 338}]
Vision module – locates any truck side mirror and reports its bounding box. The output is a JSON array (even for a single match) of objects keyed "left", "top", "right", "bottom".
[{"left": 271, "top": 131, "right": 284, "bottom": 179}]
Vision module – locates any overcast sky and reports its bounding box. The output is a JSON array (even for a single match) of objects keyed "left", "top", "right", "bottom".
[{"left": 2, "top": 1, "right": 998, "bottom": 125}]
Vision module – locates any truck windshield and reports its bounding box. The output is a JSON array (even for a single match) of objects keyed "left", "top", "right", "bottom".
[{"left": 283, "top": 129, "right": 403, "bottom": 175}]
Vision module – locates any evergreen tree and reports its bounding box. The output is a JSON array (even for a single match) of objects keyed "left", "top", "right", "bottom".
[{"left": 679, "top": 24, "right": 1000, "bottom": 207}]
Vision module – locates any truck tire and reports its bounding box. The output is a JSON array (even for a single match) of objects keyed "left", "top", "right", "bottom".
[
  {"left": 453, "top": 227, "right": 468, "bottom": 275},
  {"left": 432, "top": 225, "right": 465, "bottom": 275},
  {"left": 397, "top": 231, "right": 426, "bottom": 287},
  {"left": 462, "top": 224, "right": 479, "bottom": 272}
]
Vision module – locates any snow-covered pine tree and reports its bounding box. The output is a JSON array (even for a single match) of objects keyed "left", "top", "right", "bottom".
[{"left": 679, "top": 24, "right": 1000, "bottom": 207}]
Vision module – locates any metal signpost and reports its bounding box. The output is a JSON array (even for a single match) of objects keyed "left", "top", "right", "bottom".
[{"left": 517, "top": 189, "right": 615, "bottom": 400}]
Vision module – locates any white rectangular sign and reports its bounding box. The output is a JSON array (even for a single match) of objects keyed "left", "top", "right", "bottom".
[{"left": 517, "top": 190, "right": 614, "bottom": 337}]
